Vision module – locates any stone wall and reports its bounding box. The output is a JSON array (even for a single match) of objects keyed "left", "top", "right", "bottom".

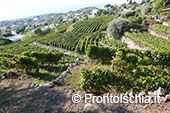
[
  {"left": 148, "top": 28, "right": 170, "bottom": 40},
  {"left": 162, "top": 22, "right": 170, "bottom": 27}
]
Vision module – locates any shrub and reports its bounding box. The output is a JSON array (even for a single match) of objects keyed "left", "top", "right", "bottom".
[
  {"left": 86, "top": 45, "right": 116, "bottom": 63},
  {"left": 108, "top": 17, "right": 130, "bottom": 38}
]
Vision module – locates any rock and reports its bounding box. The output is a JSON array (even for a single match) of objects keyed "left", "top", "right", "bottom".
[
  {"left": 148, "top": 88, "right": 167, "bottom": 97},
  {"left": 129, "top": 91, "right": 134, "bottom": 97},
  {"left": 156, "top": 87, "right": 167, "bottom": 96},
  {"left": 138, "top": 91, "right": 146, "bottom": 97},
  {"left": 84, "top": 59, "right": 88, "bottom": 62},
  {"left": 159, "top": 96, "right": 167, "bottom": 103},
  {"left": 53, "top": 79, "right": 62, "bottom": 85},
  {"left": 1, "top": 76, "right": 6, "bottom": 80},
  {"left": 75, "top": 60, "right": 78, "bottom": 65},
  {"left": 148, "top": 91, "right": 155, "bottom": 97},
  {"left": 66, "top": 67, "right": 70, "bottom": 72},
  {"left": 83, "top": 103, "right": 98, "bottom": 112},
  {"left": 30, "top": 83, "right": 35, "bottom": 88},
  {"left": 69, "top": 63, "right": 75, "bottom": 68},
  {"left": 67, "top": 89, "right": 74, "bottom": 97},
  {"left": 35, "top": 84, "right": 51, "bottom": 91},
  {"left": 49, "top": 84, "right": 55, "bottom": 88},
  {"left": 166, "top": 93, "right": 170, "bottom": 101},
  {"left": 6, "top": 71, "right": 17, "bottom": 78},
  {"left": 2, "top": 73, "right": 7, "bottom": 78},
  {"left": 63, "top": 70, "right": 70, "bottom": 75},
  {"left": 76, "top": 58, "right": 81, "bottom": 61},
  {"left": 125, "top": 92, "right": 129, "bottom": 97}
]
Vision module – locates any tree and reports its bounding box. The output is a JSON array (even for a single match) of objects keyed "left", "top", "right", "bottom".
[
  {"left": 127, "top": 0, "right": 133, "bottom": 4},
  {"left": 34, "top": 28, "right": 42, "bottom": 36},
  {"left": 70, "top": 18, "right": 78, "bottom": 24},
  {"left": 108, "top": 18, "right": 130, "bottom": 38},
  {"left": 16, "top": 26, "right": 26, "bottom": 34},
  {"left": 96, "top": 9, "right": 103, "bottom": 16},
  {"left": 104, "top": 4, "right": 111, "bottom": 8},
  {"left": 152, "top": 0, "right": 170, "bottom": 14},
  {"left": 2, "top": 31, "right": 13, "bottom": 37}
]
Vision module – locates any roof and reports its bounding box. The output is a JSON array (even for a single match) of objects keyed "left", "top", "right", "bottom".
[{"left": 161, "top": 8, "right": 170, "bottom": 12}]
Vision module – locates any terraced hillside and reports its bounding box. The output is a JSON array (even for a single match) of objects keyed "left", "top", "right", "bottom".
[{"left": 125, "top": 31, "right": 170, "bottom": 51}]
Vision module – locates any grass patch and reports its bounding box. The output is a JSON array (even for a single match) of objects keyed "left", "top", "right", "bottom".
[{"left": 65, "top": 62, "right": 111, "bottom": 92}]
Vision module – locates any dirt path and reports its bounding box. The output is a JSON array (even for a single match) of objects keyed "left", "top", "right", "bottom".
[
  {"left": 1, "top": 72, "right": 170, "bottom": 112},
  {"left": 30, "top": 42, "right": 74, "bottom": 55},
  {"left": 66, "top": 23, "right": 75, "bottom": 33}
]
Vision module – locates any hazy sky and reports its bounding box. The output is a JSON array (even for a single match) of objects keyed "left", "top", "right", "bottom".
[{"left": 0, "top": 0, "right": 137, "bottom": 21}]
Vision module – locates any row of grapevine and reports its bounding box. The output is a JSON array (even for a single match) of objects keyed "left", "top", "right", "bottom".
[
  {"left": 152, "top": 24, "right": 170, "bottom": 35},
  {"left": 86, "top": 46, "right": 170, "bottom": 67},
  {"left": 75, "top": 33, "right": 100, "bottom": 53},
  {"left": 81, "top": 47, "right": 170, "bottom": 94},
  {"left": 72, "top": 16, "right": 116, "bottom": 33},
  {"left": 80, "top": 65, "right": 170, "bottom": 94},
  {"left": 0, "top": 51, "right": 64, "bottom": 73},
  {"left": 72, "top": 22, "right": 102, "bottom": 33},
  {"left": 0, "top": 37, "right": 49, "bottom": 54},
  {"left": 124, "top": 31, "right": 170, "bottom": 51}
]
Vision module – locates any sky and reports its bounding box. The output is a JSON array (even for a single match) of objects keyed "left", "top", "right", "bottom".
[{"left": 0, "top": 0, "right": 139, "bottom": 21}]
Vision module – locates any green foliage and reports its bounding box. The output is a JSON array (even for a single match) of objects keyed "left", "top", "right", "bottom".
[
  {"left": 70, "top": 18, "right": 78, "bottom": 24},
  {"left": 0, "top": 57, "right": 15, "bottom": 69},
  {"left": 73, "top": 16, "right": 115, "bottom": 33},
  {"left": 34, "top": 28, "right": 43, "bottom": 36},
  {"left": 152, "top": 0, "right": 170, "bottom": 14},
  {"left": 14, "top": 56, "right": 39, "bottom": 73},
  {"left": 104, "top": 4, "right": 111, "bottom": 8},
  {"left": 22, "top": 51, "right": 64, "bottom": 65},
  {"left": 80, "top": 68, "right": 114, "bottom": 93},
  {"left": 124, "top": 31, "right": 170, "bottom": 51},
  {"left": 81, "top": 48, "right": 170, "bottom": 94},
  {"left": 108, "top": 17, "right": 130, "bottom": 38},
  {"left": 16, "top": 25, "right": 26, "bottom": 34},
  {"left": 2, "top": 32, "right": 13, "bottom": 37},
  {"left": 152, "top": 24, "right": 170, "bottom": 35},
  {"left": 56, "top": 23, "right": 72, "bottom": 33},
  {"left": 0, "top": 38, "right": 13, "bottom": 46},
  {"left": 101, "top": 38, "right": 125, "bottom": 49},
  {"left": 119, "top": 11, "right": 136, "bottom": 18},
  {"left": 86, "top": 45, "right": 116, "bottom": 63},
  {"left": 42, "top": 28, "right": 51, "bottom": 35}
]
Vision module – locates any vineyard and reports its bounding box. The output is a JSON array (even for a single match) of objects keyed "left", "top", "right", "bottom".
[
  {"left": 83, "top": 46, "right": 170, "bottom": 94},
  {"left": 72, "top": 16, "right": 116, "bottom": 33},
  {"left": 0, "top": 38, "right": 13, "bottom": 46},
  {"left": 35, "top": 16, "right": 116, "bottom": 52},
  {"left": 124, "top": 31, "right": 170, "bottom": 51},
  {"left": 101, "top": 38, "right": 125, "bottom": 49},
  {"left": 152, "top": 24, "right": 170, "bottom": 35},
  {"left": 0, "top": 38, "right": 49, "bottom": 54}
]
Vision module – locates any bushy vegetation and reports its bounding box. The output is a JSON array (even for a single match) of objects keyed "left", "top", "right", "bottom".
[
  {"left": 73, "top": 16, "right": 116, "bottom": 32},
  {"left": 152, "top": 24, "right": 170, "bottom": 35},
  {"left": 0, "top": 38, "right": 13, "bottom": 46},
  {"left": 86, "top": 45, "right": 116, "bottom": 63},
  {"left": 81, "top": 48, "right": 170, "bottom": 94},
  {"left": 108, "top": 18, "right": 130, "bottom": 38},
  {"left": 101, "top": 38, "right": 125, "bottom": 49},
  {"left": 125, "top": 31, "right": 170, "bottom": 51},
  {"left": 119, "top": 11, "right": 136, "bottom": 18}
]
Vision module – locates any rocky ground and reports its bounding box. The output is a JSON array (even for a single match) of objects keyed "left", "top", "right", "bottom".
[{"left": 1, "top": 74, "right": 170, "bottom": 113}]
